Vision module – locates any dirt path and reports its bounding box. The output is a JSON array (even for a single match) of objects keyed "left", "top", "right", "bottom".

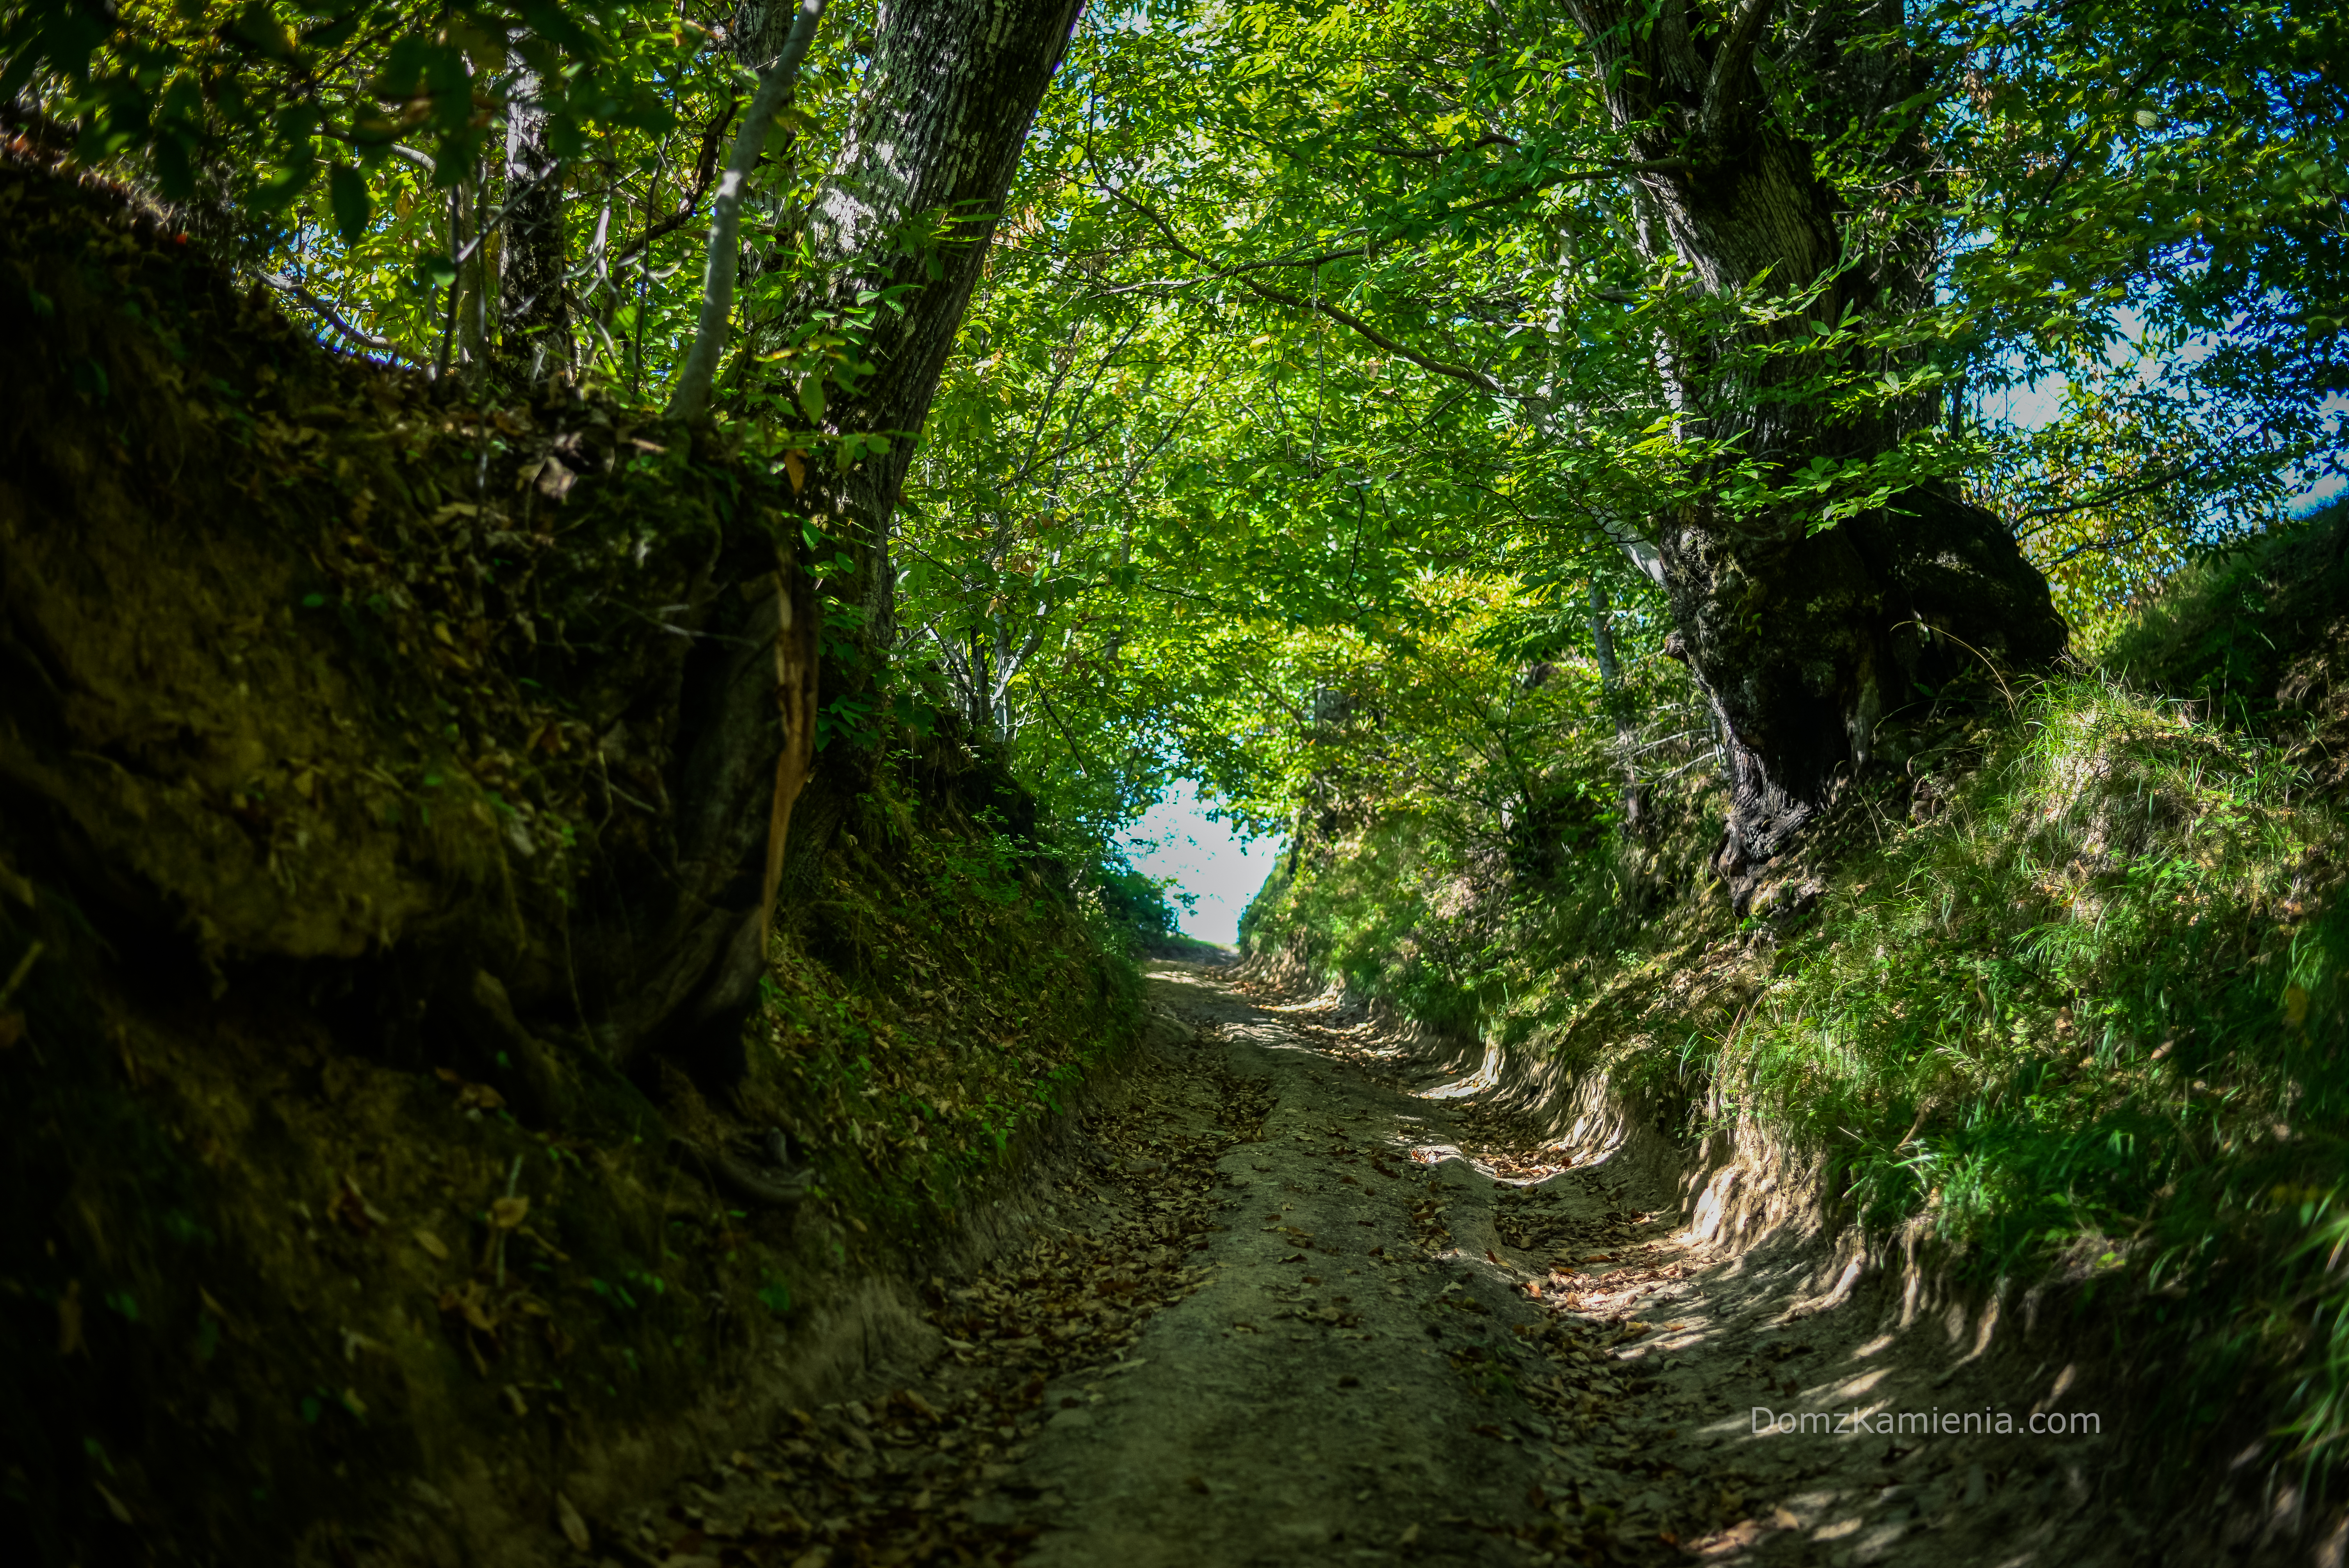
[{"left": 605, "top": 963, "right": 2139, "bottom": 1568}]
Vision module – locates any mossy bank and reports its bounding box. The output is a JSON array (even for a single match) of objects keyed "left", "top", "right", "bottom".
[
  {"left": 0, "top": 154, "right": 1147, "bottom": 1564},
  {"left": 1242, "top": 503, "right": 2349, "bottom": 1525}
]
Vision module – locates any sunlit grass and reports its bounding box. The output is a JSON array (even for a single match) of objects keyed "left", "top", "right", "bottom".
[
  {"left": 1716, "top": 676, "right": 2340, "bottom": 1246},
  {"left": 1255, "top": 658, "right": 2349, "bottom": 1470}
]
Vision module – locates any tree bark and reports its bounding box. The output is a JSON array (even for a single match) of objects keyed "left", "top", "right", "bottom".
[
  {"left": 768, "top": 0, "right": 1086, "bottom": 651},
  {"left": 573, "top": 0, "right": 1081, "bottom": 1075},
  {"left": 499, "top": 55, "right": 572, "bottom": 381},
  {"left": 1562, "top": 0, "right": 2066, "bottom": 909}
]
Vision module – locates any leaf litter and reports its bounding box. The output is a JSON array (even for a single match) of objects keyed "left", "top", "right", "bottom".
[{"left": 579, "top": 1044, "right": 1275, "bottom": 1566}]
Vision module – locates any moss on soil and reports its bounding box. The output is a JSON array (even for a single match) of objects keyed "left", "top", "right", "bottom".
[{"left": 0, "top": 154, "right": 1142, "bottom": 1565}]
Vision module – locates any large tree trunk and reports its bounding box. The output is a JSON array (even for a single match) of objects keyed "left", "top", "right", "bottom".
[
  {"left": 1563, "top": 0, "right": 2067, "bottom": 909},
  {"left": 765, "top": 0, "right": 1086, "bottom": 650},
  {"left": 569, "top": 0, "right": 1082, "bottom": 1073}
]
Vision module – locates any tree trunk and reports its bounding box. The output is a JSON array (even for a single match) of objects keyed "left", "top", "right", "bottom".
[
  {"left": 1586, "top": 581, "right": 1645, "bottom": 835},
  {"left": 570, "top": 0, "right": 1081, "bottom": 1075},
  {"left": 499, "top": 55, "right": 572, "bottom": 381},
  {"left": 769, "top": 0, "right": 1086, "bottom": 651},
  {"left": 446, "top": 173, "right": 490, "bottom": 378},
  {"left": 1563, "top": 0, "right": 2066, "bottom": 910}
]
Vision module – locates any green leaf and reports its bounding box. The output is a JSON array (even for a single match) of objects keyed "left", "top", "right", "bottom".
[{"left": 327, "top": 164, "right": 371, "bottom": 244}]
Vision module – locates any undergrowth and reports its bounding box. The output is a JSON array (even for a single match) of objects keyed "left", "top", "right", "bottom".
[
  {"left": 1247, "top": 506, "right": 2349, "bottom": 1481},
  {"left": 1715, "top": 674, "right": 2349, "bottom": 1466},
  {"left": 717, "top": 741, "right": 1147, "bottom": 1245}
]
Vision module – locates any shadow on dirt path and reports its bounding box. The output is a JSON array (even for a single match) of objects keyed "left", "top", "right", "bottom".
[{"left": 604, "top": 963, "right": 2146, "bottom": 1568}]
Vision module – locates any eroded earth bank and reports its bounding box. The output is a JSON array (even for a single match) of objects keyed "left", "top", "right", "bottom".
[{"left": 607, "top": 963, "right": 2174, "bottom": 1568}]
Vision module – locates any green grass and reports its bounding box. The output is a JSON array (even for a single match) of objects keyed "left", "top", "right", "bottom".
[
  {"left": 1248, "top": 509, "right": 2349, "bottom": 1477},
  {"left": 1709, "top": 675, "right": 2349, "bottom": 1463},
  {"left": 1725, "top": 675, "right": 2343, "bottom": 1254}
]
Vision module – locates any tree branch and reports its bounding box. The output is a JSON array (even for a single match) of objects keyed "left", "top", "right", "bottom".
[
  {"left": 1702, "top": 0, "right": 1779, "bottom": 138},
  {"left": 2046, "top": 529, "right": 2148, "bottom": 565},
  {"left": 668, "top": 0, "right": 827, "bottom": 423},
  {"left": 1436, "top": 159, "right": 1691, "bottom": 220},
  {"left": 1106, "top": 187, "right": 1517, "bottom": 399},
  {"left": 260, "top": 272, "right": 424, "bottom": 365},
  {"left": 610, "top": 98, "right": 742, "bottom": 270},
  {"left": 2011, "top": 463, "right": 2194, "bottom": 530},
  {"left": 1360, "top": 134, "right": 1520, "bottom": 159}
]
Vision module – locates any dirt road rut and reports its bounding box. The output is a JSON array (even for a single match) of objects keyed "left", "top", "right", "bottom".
[{"left": 611, "top": 963, "right": 2138, "bottom": 1568}]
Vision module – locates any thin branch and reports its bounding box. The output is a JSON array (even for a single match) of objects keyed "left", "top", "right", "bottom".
[
  {"left": 1106, "top": 187, "right": 1518, "bottom": 399},
  {"left": 2045, "top": 529, "right": 2150, "bottom": 565},
  {"left": 610, "top": 98, "right": 742, "bottom": 269},
  {"left": 1361, "top": 134, "right": 1520, "bottom": 158},
  {"left": 2012, "top": 464, "right": 2196, "bottom": 529},
  {"left": 668, "top": 0, "right": 827, "bottom": 423},
  {"left": 1450, "top": 158, "right": 1693, "bottom": 213},
  {"left": 260, "top": 272, "right": 424, "bottom": 364}
]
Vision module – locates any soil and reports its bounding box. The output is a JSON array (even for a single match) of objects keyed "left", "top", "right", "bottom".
[{"left": 592, "top": 965, "right": 2176, "bottom": 1568}]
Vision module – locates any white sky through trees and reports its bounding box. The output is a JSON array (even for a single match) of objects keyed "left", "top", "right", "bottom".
[{"left": 1123, "top": 780, "right": 1280, "bottom": 948}]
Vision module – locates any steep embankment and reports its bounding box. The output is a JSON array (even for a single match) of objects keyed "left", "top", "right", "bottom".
[
  {"left": 0, "top": 154, "right": 1145, "bottom": 1564},
  {"left": 1243, "top": 506, "right": 2349, "bottom": 1558}
]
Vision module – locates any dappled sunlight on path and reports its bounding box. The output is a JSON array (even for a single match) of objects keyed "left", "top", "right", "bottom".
[{"left": 610, "top": 965, "right": 2146, "bottom": 1567}]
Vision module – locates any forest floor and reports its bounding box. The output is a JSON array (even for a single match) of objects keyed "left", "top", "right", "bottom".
[{"left": 597, "top": 964, "right": 2150, "bottom": 1568}]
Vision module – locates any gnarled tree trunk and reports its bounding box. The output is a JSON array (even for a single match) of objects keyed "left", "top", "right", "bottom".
[
  {"left": 766, "top": 0, "right": 1087, "bottom": 649},
  {"left": 1563, "top": 0, "right": 2067, "bottom": 909}
]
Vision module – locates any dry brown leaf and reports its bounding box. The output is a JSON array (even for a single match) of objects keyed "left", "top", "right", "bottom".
[
  {"left": 439, "top": 1282, "right": 498, "bottom": 1333},
  {"left": 555, "top": 1490, "right": 591, "bottom": 1551}
]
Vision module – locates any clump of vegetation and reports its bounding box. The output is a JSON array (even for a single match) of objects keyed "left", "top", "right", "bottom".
[
  {"left": 1250, "top": 509, "right": 2349, "bottom": 1474},
  {"left": 735, "top": 742, "right": 1149, "bottom": 1240}
]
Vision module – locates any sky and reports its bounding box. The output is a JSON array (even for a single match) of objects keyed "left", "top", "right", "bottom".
[
  {"left": 1983, "top": 308, "right": 2347, "bottom": 517},
  {"left": 1122, "top": 780, "right": 1282, "bottom": 948}
]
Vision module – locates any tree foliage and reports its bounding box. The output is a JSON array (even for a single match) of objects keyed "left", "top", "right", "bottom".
[{"left": 4, "top": 0, "right": 2340, "bottom": 855}]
